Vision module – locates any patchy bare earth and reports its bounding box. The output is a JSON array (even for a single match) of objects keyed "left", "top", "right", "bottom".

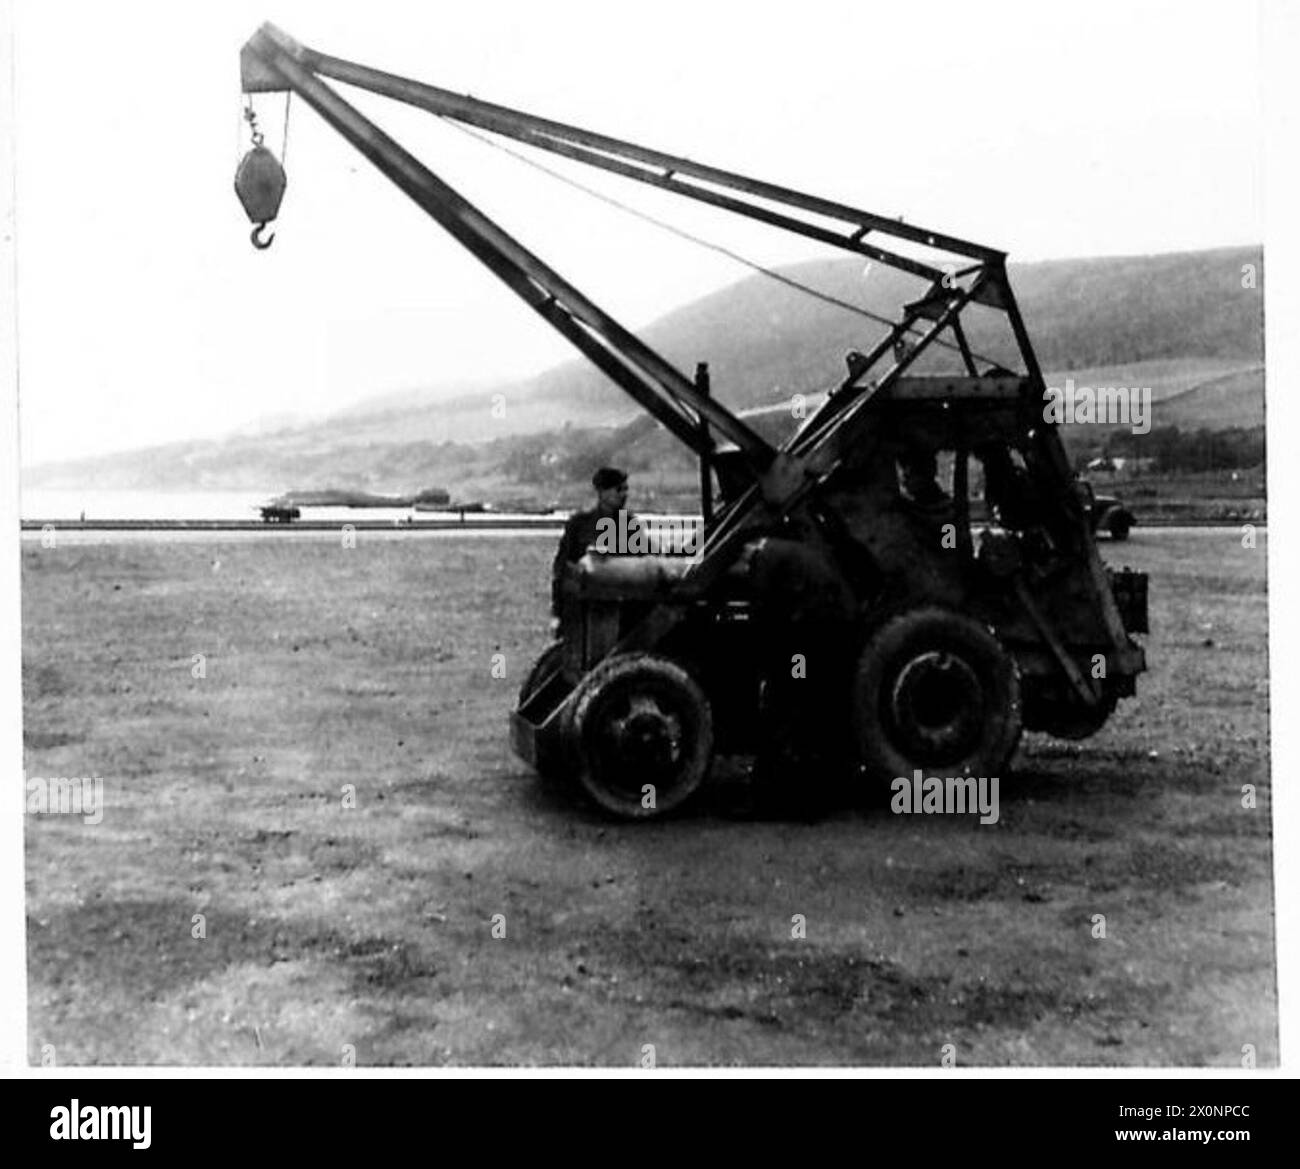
[{"left": 22, "top": 528, "right": 1274, "bottom": 1066}]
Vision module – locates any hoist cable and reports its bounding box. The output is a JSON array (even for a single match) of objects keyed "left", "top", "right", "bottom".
[
  {"left": 437, "top": 116, "right": 1001, "bottom": 367},
  {"left": 281, "top": 91, "right": 292, "bottom": 168}
]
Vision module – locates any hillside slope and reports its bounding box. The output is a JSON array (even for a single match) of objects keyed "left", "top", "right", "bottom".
[{"left": 26, "top": 245, "right": 1264, "bottom": 493}]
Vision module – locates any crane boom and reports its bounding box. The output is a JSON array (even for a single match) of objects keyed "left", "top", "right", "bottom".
[{"left": 236, "top": 24, "right": 1077, "bottom": 586}]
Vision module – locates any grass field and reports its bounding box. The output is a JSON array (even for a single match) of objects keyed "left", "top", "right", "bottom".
[{"left": 21, "top": 528, "right": 1275, "bottom": 1066}]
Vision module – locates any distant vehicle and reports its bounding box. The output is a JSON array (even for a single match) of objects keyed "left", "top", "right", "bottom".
[
  {"left": 1088, "top": 491, "right": 1136, "bottom": 540},
  {"left": 260, "top": 504, "right": 301, "bottom": 524},
  {"left": 418, "top": 500, "right": 489, "bottom": 514}
]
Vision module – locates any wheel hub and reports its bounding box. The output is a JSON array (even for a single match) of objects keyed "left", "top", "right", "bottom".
[
  {"left": 601, "top": 695, "right": 683, "bottom": 776},
  {"left": 889, "top": 651, "right": 984, "bottom": 762}
]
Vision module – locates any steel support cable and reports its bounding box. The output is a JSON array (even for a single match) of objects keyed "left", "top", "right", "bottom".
[{"left": 438, "top": 115, "right": 1000, "bottom": 366}]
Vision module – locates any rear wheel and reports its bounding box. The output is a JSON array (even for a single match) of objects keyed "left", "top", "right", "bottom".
[
  {"left": 852, "top": 607, "right": 1021, "bottom": 782},
  {"left": 1108, "top": 516, "right": 1131, "bottom": 541},
  {"left": 564, "top": 653, "right": 713, "bottom": 819}
]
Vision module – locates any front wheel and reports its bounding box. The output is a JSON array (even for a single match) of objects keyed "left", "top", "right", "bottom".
[
  {"left": 564, "top": 653, "right": 713, "bottom": 819},
  {"left": 852, "top": 607, "right": 1021, "bottom": 782}
]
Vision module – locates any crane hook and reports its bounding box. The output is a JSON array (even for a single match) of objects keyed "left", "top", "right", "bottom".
[{"left": 250, "top": 222, "right": 275, "bottom": 250}]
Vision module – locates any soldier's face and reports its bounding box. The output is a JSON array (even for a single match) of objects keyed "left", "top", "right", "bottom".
[{"left": 597, "top": 483, "right": 628, "bottom": 510}]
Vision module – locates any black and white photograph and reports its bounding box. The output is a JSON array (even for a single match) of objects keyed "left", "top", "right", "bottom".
[{"left": 4, "top": 0, "right": 1295, "bottom": 1089}]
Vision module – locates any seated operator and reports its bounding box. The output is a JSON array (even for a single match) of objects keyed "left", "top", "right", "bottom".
[
  {"left": 898, "top": 446, "right": 951, "bottom": 511},
  {"left": 550, "top": 466, "right": 640, "bottom": 617}
]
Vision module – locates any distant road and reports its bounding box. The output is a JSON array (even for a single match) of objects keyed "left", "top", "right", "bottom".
[{"left": 19, "top": 516, "right": 567, "bottom": 534}]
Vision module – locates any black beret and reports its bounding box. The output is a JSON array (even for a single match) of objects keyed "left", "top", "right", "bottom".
[{"left": 592, "top": 466, "right": 628, "bottom": 490}]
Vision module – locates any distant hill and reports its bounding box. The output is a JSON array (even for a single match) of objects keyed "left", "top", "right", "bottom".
[
  {"left": 25, "top": 245, "right": 1263, "bottom": 495},
  {"left": 1157, "top": 365, "right": 1264, "bottom": 429},
  {"left": 526, "top": 245, "right": 1264, "bottom": 413}
]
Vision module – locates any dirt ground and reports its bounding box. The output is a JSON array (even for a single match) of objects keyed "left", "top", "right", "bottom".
[{"left": 21, "top": 527, "right": 1275, "bottom": 1066}]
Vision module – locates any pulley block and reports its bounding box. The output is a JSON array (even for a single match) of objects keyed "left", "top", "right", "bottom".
[{"left": 234, "top": 144, "right": 286, "bottom": 249}]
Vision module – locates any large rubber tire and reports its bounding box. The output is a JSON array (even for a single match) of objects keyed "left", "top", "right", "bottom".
[
  {"left": 852, "top": 607, "right": 1021, "bottom": 781},
  {"left": 564, "top": 653, "right": 713, "bottom": 819},
  {"left": 1108, "top": 517, "right": 1131, "bottom": 541}
]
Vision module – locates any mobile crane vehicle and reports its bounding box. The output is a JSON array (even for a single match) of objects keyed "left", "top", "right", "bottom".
[{"left": 237, "top": 23, "right": 1149, "bottom": 819}]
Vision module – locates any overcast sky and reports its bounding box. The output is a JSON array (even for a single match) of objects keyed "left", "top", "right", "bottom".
[{"left": 10, "top": 0, "right": 1264, "bottom": 467}]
